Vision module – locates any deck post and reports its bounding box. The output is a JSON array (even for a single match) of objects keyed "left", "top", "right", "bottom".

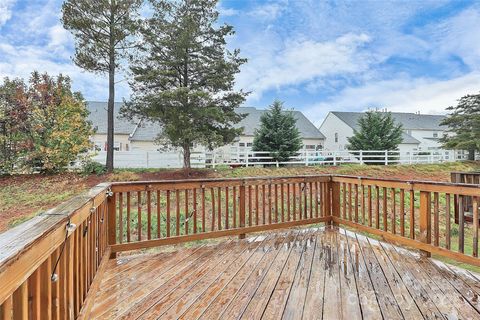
[
  {"left": 330, "top": 180, "right": 341, "bottom": 226},
  {"left": 239, "top": 183, "right": 246, "bottom": 239},
  {"left": 419, "top": 191, "right": 431, "bottom": 257},
  {"left": 107, "top": 191, "right": 117, "bottom": 259}
]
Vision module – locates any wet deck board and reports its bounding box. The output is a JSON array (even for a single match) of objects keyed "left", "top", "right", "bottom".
[{"left": 90, "top": 227, "right": 480, "bottom": 319}]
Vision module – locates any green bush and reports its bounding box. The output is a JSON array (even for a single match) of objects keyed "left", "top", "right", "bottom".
[{"left": 81, "top": 160, "right": 106, "bottom": 176}]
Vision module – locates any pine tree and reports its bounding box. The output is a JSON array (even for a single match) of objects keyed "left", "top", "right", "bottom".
[
  {"left": 252, "top": 100, "right": 303, "bottom": 163},
  {"left": 61, "top": 0, "right": 141, "bottom": 172},
  {"left": 121, "top": 0, "right": 248, "bottom": 169},
  {"left": 347, "top": 111, "right": 403, "bottom": 164},
  {"left": 440, "top": 93, "right": 480, "bottom": 160}
]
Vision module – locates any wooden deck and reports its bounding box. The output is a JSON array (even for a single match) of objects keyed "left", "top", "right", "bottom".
[{"left": 90, "top": 226, "right": 480, "bottom": 319}]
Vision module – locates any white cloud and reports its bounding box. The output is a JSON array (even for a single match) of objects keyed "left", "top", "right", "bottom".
[
  {"left": 237, "top": 33, "right": 373, "bottom": 100},
  {"left": 304, "top": 72, "right": 480, "bottom": 126},
  {"left": 0, "top": 0, "right": 15, "bottom": 27}
]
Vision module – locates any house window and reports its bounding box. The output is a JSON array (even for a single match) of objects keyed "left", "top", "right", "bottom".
[
  {"left": 433, "top": 132, "right": 438, "bottom": 138},
  {"left": 246, "top": 143, "right": 252, "bottom": 147},
  {"left": 239, "top": 142, "right": 245, "bottom": 147},
  {"left": 125, "top": 144, "right": 129, "bottom": 151},
  {"left": 334, "top": 133, "right": 338, "bottom": 143},
  {"left": 305, "top": 145, "right": 316, "bottom": 150},
  {"left": 113, "top": 142, "right": 121, "bottom": 151}
]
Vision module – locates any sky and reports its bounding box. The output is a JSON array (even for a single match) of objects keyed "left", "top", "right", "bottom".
[{"left": 1, "top": 0, "right": 480, "bottom": 126}]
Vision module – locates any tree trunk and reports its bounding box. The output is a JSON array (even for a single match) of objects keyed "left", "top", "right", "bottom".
[
  {"left": 106, "top": 3, "right": 115, "bottom": 173},
  {"left": 183, "top": 144, "right": 191, "bottom": 170},
  {"left": 468, "top": 149, "right": 475, "bottom": 161}
]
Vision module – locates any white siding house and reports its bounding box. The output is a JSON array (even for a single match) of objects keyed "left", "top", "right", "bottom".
[
  {"left": 87, "top": 101, "right": 325, "bottom": 155},
  {"left": 319, "top": 111, "right": 447, "bottom": 154}
]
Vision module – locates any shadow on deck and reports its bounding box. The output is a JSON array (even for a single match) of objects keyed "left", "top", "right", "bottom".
[{"left": 90, "top": 226, "right": 480, "bottom": 319}]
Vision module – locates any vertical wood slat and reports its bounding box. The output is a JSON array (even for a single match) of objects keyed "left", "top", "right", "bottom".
[
  {"left": 52, "top": 249, "right": 60, "bottom": 320},
  {"left": 446, "top": 194, "right": 451, "bottom": 250},
  {"left": 176, "top": 189, "right": 180, "bottom": 236},
  {"left": 342, "top": 183, "right": 347, "bottom": 219},
  {"left": 383, "top": 187, "right": 388, "bottom": 231},
  {"left": 275, "top": 184, "right": 279, "bottom": 223},
  {"left": 400, "top": 189, "right": 405, "bottom": 237},
  {"left": 12, "top": 281, "right": 27, "bottom": 320},
  {"left": 314, "top": 182, "right": 318, "bottom": 218},
  {"left": 232, "top": 187, "right": 237, "bottom": 228},
  {"left": 210, "top": 188, "right": 215, "bottom": 232},
  {"left": 268, "top": 184, "right": 272, "bottom": 224},
  {"left": 367, "top": 186, "right": 372, "bottom": 227},
  {"left": 355, "top": 184, "right": 359, "bottom": 223},
  {"left": 201, "top": 188, "right": 206, "bottom": 233},
  {"left": 185, "top": 189, "right": 189, "bottom": 235},
  {"left": 248, "top": 185, "right": 253, "bottom": 226},
  {"left": 281, "top": 184, "right": 286, "bottom": 222},
  {"left": 147, "top": 191, "right": 152, "bottom": 240},
  {"left": 391, "top": 188, "right": 396, "bottom": 234},
  {"left": 375, "top": 186, "right": 380, "bottom": 229},
  {"left": 239, "top": 184, "right": 246, "bottom": 239},
  {"left": 473, "top": 197, "right": 479, "bottom": 257},
  {"left": 287, "top": 184, "right": 291, "bottom": 222},
  {"left": 292, "top": 183, "right": 296, "bottom": 221},
  {"left": 255, "top": 185, "right": 259, "bottom": 225},
  {"left": 137, "top": 191, "right": 142, "bottom": 241},
  {"left": 40, "top": 257, "right": 52, "bottom": 319},
  {"left": 118, "top": 193, "right": 123, "bottom": 244},
  {"left": 107, "top": 193, "right": 116, "bottom": 259},
  {"left": 156, "top": 191, "right": 160, "bottom": 238},
  {"left": 193, "top": 188, "right": 197, "bottom": 233},
  {"left": 433, "top": 192, "right": 439, "bottom": 247},
  {"left": 225, "top": 187, "right": 229, "bottom": 230},
  {"left": 166, "top": 190, "right": 171, "bottom": 237},
  {"left": 419, "top": 191, "right": 432, "bottom": 257},
  {"left": 459, "top": 195, "right": 465, "bottom": 254},
  {"left": 410, "top": 190, "right": 415, "bottom": 240},
  {"left": 1, "top": 296, "right": 13, "bottom": 320},
  {"left": 28, "top": 269, "right": 40, "bottom": 319},
  {"left": 126, "top": 192, "right": 131, "bottom": 242},
  {"left": 362, "top": 185, "right": 366, "bottom": 224},
  {"left": 262, "top": 185, "right": 266, "bottom": 224},
  {"left": 348, "top": 183, "right": 352, "bottom": 221},
  {"left": 217, "top": 187, "right": 222, "bottom": 230}
]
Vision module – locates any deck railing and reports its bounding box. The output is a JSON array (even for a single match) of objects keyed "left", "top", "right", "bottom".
[
  {"left": 1, "top": 174, "right": 480, "bottom": 319},
  {"left": 0, "top": 183, "right": 111, "bottom": 320}
]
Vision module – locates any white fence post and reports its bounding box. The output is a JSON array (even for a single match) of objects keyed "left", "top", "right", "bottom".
[
  {"left": 146, "top": 152, "right": 149, "bottom": 168},
  {"left": 333, "top": 151, "right": 337, "bottom": 166},
  {"left": 305, "top": 150, "right": 309, "bottom": 167},
  {"left": 385, "top": 150, "right": 389, "bottom": 165},
  {"left": 359, "top": 150, "right": 363, "bottom": 165},
  {"left": 246, "top": 150, "right": 249, "bottom": 167},
  {"left": 212, "top": 151, "right": 216, "bottom": 169}
]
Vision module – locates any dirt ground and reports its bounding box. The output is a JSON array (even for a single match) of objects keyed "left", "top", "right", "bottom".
[{"left": 1, "top": 161, "right": 479, "bottom": 233}]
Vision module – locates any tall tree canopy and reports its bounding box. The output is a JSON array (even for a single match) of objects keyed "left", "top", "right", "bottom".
[
  {"left": 0, "top": 78, "right": 29, "bottom": 172},
  {"left": 0, "top": 72, "right": 93, "bottom": 173},
  {"left": 62, "top": 0, "right": 141, "bottom": 172},
  {"left": 252, "top": 100, "right": 303, "bottom": 163},
  {"left": 121, "top": 0, "right": 248, "bottom": 169},
  {"left": 347, "top": 111, "right": 403, "bottom": 151},
  {"left": 440, "top": 93, "right": 480, "bottom": 160}
]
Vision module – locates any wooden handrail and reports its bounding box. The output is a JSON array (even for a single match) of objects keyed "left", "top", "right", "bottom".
[{"left": 2, "top": 173, "right": 480, "bottom": 318}]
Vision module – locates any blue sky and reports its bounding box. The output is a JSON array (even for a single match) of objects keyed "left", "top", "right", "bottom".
[{"left": 1, "top": 0, "right": 480, "bottom": 125}]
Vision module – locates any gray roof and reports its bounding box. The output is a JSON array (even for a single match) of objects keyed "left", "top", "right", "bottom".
[
  {"left": 236, "top": 107, "right": 325, "bottom": 139},
  {"left": 331, "top": 111, "right": 447, "bottom": 144},
  {"left": 87, "top": 101, "right": 137, "bottom": 135},
  {"left": 87, "top": 102, "right": 325, "bottom": 141}
]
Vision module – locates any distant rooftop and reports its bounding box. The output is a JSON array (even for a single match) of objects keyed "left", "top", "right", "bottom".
[
  {"left": 86, "top": 102, "right": 325, "bottom": 141},
  {"left": 329, "top": 111, "right": 447, "bottom": 144}
]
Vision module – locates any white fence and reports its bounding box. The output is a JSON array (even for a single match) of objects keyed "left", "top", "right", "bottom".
[{"left": 91, "top": 149, "right": 470, "bottom": 169}]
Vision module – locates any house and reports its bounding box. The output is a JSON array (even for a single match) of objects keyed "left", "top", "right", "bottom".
[
  {"left": 87, "top": 102, "right": 325, "bottom": 154},
  {"left": 318, "top": 111, "right": 447, "bottom": 154}
]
